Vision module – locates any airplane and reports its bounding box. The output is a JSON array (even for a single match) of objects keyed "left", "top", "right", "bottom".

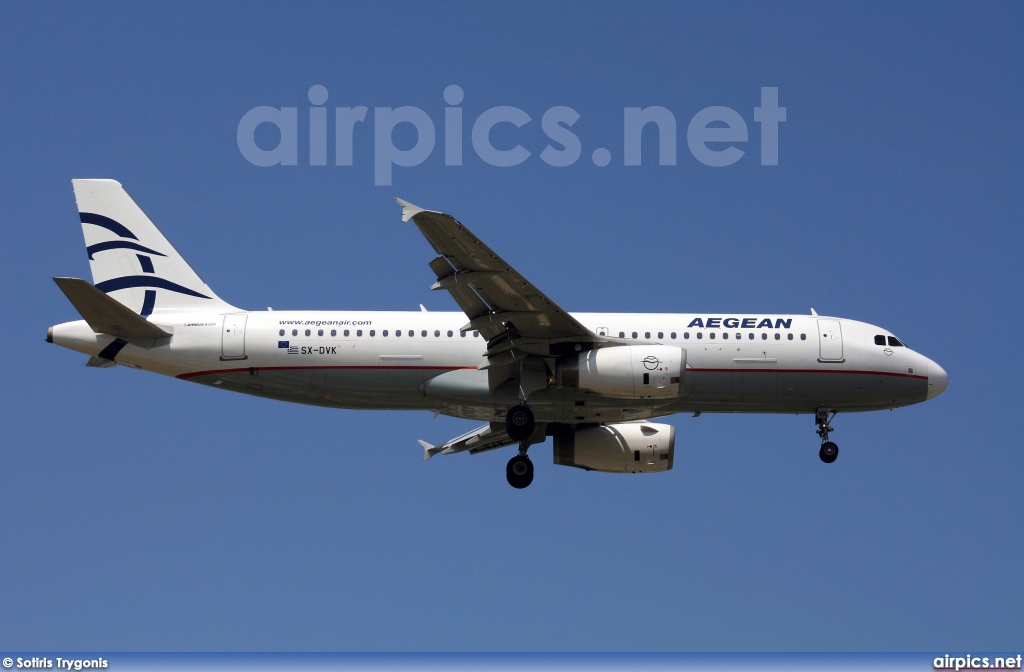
[{"left": 48, "top": 179, "right": 948, "bottom": 488}]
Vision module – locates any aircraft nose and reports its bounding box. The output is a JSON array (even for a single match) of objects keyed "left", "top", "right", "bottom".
[{"left": 927, "top": 360, "right": 948, "bottom": 400}]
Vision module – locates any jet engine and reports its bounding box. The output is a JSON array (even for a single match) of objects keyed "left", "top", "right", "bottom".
[
  {"left": 552, "top": 422, "right": 675, "bottom": 473},
  {"left": 557, "top": 345, "right": 685, "bottom": 399}
]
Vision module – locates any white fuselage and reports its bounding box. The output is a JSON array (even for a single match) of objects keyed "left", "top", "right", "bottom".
[{"left": 49, "top": 310, "right": 947, "bottom": 423}]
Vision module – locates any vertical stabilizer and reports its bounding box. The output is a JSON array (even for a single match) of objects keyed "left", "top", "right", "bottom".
[{"left": 72, "top": 179, "right": 236, "bottom": 315}]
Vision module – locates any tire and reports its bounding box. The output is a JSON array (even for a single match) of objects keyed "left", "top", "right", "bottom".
[
  {"left": 505, "top": 405, "right": 535, "bottom": 442},
  {"left": 819, "top": 441, "right": 839, "bottom": 464},
  {"left": 506, "top": 455, "right": 534, "bottom": 489}
]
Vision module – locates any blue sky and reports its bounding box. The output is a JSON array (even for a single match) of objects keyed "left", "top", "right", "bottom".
[{"left": 1, "top": 1, "right": 1021, "bottom": 651}]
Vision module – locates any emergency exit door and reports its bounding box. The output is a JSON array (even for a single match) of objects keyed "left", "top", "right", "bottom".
[
  {"left": 817, "top": 319, "right": 844, "bottom": 361},
  {"left": 221, "top": 314, "right": 248, "bottom": 360}
]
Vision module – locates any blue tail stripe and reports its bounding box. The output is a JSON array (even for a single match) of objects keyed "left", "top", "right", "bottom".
[
  {"left": 95, "top": 275, "right": 211, "bottom": 299},
  {"left": 80, "top": 213, "right": 138, "bottom": 240},
  {"left": 140, "top": 290, "right": 156, "bottom": 317},
  {"left": 137, "top": 255, "right": 155, "bottom": 273},
  {"left": 97, "top": 338, "right": 128, "bottom": 361},
  {"left": 87, "top": 241, "right": 166, "bottom": 260}
]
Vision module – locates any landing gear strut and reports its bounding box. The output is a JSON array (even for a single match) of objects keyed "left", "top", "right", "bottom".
[
  {"left": 816, "top": 406, "right": 838, "bottom": 464},
  {"left": 506, "top": 448, "right": 534, "bottom": 489}
]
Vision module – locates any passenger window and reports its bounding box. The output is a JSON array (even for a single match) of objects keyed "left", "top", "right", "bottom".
[
  {"left": 331, "top": 329, "right": 337, "bottom": 336},
  {"left": 775, "top": 333, "right": 780, "bottom": 340},
  {"left": 318, "top": 329, "right": 324, "bottom": 336},
  {"left": 736, "top": 333, "right": 741, "bottom": 340},
  {"left": 723, "top": 333, "right": 729, "bottom": 340},
  {"left": 709, "top": 332, "right": 716, "bottom": 340},
  {"left": 888, "top": 336, "right": 904, "bottom": 347},
  {"left": 683, "top": 332, "right": 690, "bottom": 339},
  {"left": 787, "top": 333, "right": 793, "bottom": 340},
  {"left": 658, "top": 332, "right": 664, "bottom": 339},
  {"left": 434, "top": 330, "right": 440, "bottom": 337},
  {"left": 645, "top": 332, "right": 651, "bottom": 339},
  {"left": 748, "top": 333, "right": 754, "bottom": 340},
  {"left": 410, "top": 330, "right": 415, "bottom": 337},
  {"left": 421, "top": 330, "right": 427, "bottom": 337},
  {"left": 697, "top": 332, "right": 703, "bottom": 339},
  {"left": 357, "top": 330, "right": 362, "bottom": 337},
  {"left": 447, "top": 330, "right": 453, "bottom": 337},
  {"left": 279, "top": 329, "right": 285, "bottom": 336},
  {"left": 369, "top": 330, "right": 375, "bottom": 336},
  {"left": 343, "top": 330, "right": 348, "bottom": 336},
  {"left": 874, "top": 335, "right": 886, "bottom": 345},
  {"left": 292, "top": 329, "right": 298, "bottom": 336},
  {"left": 305, "top": 329, "right": 311, "bottom": 336},
  {"left": 632, "top": 332, "right": 638, "bottom": 339},
  {"left": 473, "top": 330, "right": 479, "bottom": 337},
  {"left": 671, "top": 332, "right": 676, "bottom": 339},
  {"left": 460, "top": 331, "right": 466, "bottom": 337},
  {"left": 618, "top": 331, "right": 625, "bottom": 338},
  {"left": 800, "top": 333, "right": 806, "bottom": 340},
  {"left": 383, "top": 330, "right": 389, "bottom": 337},
  {"left": 761, "top": 333, "right": 767, "bottom": 340}
]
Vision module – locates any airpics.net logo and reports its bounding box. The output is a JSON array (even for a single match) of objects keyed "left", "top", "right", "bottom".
[{"left": 236, "top": 85, "right": 786, "bottom": 185}]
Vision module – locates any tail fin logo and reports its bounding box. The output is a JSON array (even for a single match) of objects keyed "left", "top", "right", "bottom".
[{"left": 81, "top": 211, "right": 213, "bottom": 310}]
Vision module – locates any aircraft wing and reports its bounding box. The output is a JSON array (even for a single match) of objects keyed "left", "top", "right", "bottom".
[
  {"left": 418, "top": 423, "right": 515, "bottom": 460},
  {"left": 397, "top": 199, "right": 609, "bottom": 366}
]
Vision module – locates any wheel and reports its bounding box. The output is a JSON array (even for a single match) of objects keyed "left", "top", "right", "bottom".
[
  {"left": 506, "top": 455, "right": 534, "bottom": 489},
  {"left": 505, "top": 404, "right": 535, "bottom": 442},
  {"left": 819, "top": 441, "right": 838, "bottom": 464}
]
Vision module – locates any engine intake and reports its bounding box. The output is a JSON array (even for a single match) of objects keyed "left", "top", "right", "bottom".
[
  {"left": 557, "top": 345, "right": 685, "bottom": 399},
  {"left": 553, "top": 422, "right": 675, "bottom": 473}
]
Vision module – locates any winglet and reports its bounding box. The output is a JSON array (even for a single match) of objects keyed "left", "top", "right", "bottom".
[
  {"left": 417, "top": 439, "right": 444, "bottom": 461},
  {"left": 811, "top": 308, "right": 819, "bottom": 316},
  {"left": 395, "top": 198, "right": 426, "bottom": 223}
]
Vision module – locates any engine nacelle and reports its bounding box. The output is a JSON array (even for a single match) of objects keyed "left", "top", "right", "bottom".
[
  {"left": 553, "top": 422, "right": 675, "bottom": 473},
  {"left": 557, "top": 345, "right": 685, "bottom": 399}
]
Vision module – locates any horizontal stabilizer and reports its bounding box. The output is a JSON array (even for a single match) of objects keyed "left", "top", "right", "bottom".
[
  {"left": 85, "top": 356, "right": 117, "bottom": 368},
  {"left": 53, "top": 277, "right": 172, "bottom": 340}
]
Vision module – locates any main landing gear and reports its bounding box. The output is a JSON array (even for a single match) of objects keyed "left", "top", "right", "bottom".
[
  {"left": 506, "top": 403, "right": 536, "bottom": 489},
  {"left": 505, "top": 403, "right": 535, "bottom": 442},
  {"left": 816, "top": 406, "right": 839, "bottom": 464},
  {"left": 506, "top": 449, "right": 534, "bottom": 489}
]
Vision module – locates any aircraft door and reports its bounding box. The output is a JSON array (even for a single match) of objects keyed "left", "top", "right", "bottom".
[
  {"left": 221, "top": 314, "right": 248, "bottom": 360},
  {"left": 817, "top": 319, "right": 844, "bottom": 361}
]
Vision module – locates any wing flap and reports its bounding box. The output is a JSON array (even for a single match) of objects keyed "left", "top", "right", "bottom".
[{"left": 418, "top": 422, "right": 516, "bottom": 459}]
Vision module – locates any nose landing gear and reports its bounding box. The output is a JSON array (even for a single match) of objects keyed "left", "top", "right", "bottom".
[{"left": 816, "top": 406, "right": 839, "bottom": 464}]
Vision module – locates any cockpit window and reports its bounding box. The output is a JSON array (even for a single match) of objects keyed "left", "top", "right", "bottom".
[
  {"left": 874, "top": 335, "right": 886, "bottom": 346},
  {"left": 887, "top": 336, "right": 905, "bottom": 347}
]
